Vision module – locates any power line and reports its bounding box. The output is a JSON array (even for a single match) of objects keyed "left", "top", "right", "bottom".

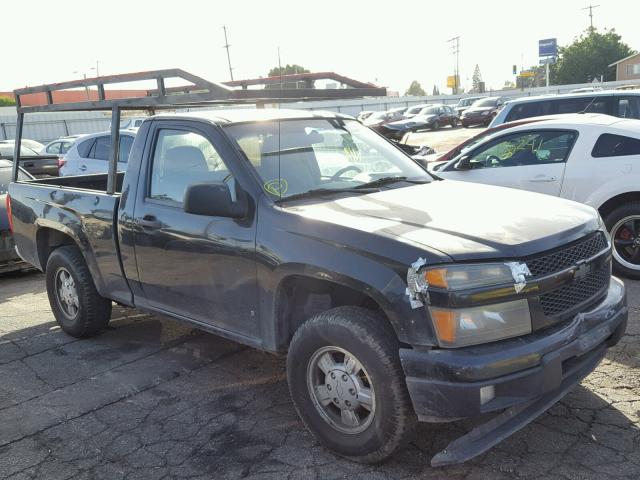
[
  {"left": 222, "top": 25, "right": 234, "bottom": 81},
  {"left": 582, "top": 4, "right": 600, "bottom": 29},
  {"left": 447, "top": 36, "right": 460, "bottom": 94}
]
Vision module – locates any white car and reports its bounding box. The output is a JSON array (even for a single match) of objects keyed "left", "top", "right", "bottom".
[
  {"left": 0, "top": 138, "right": 45, "bottom": 151},
  {"left": 60, "top": 130, "right": 135, "bottom": 176},
  {"left": 433, "top": 113, "right": 640, "bottom": 278}
]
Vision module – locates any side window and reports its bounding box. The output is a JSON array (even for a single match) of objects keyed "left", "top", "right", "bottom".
[
  {"left": 91, "top": 136, "right": 110, "bottom": 161},
  {"left": 592, "top": 134, "right": 640, "bottom": 158},
  {"left": 505, "top": 101, "right": 548, "bottom": 122},
  {"left": 467, "top": 131, "right": 576, "bottom": 170},
  {"left": 77, "top": 138, "right": 95, "bottom": 158},
  {"left": 149, "top": 128, "right": 231, "bottom": 204},
  {"left": 119, "top": 135, "right": 134, "bottom": 163},
  {"left": 46, "top": 142, "right": 61, "bottom": 154},
  {"left": 617, "top": 97, "right": 640, "bottom": 119}
]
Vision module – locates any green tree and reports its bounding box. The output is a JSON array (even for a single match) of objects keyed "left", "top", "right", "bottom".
[
  {"left": 432, "top": 85, "right": 440, "bottom": 96},
  {"left": 553, "top": 28, "right": 635, "bottom": 84},
  {"left": 268, "top": 64, "right": 309, "bottom": 77},
  {"left": 472, "top": 64, "right": 483, "bottom": 92},
  {"left": 405, "top": 80, "right": 426, "bottom": 96},
  {"left": 0, "top": 96, "right": 16, "bottom": 106}
]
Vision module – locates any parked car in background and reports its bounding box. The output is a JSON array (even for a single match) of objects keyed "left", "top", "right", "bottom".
[
  {"left": 378, "top": 104, "right": 458, "bottom": 140},
  {"left": 403, "top": 103, "right": 429, "bottom": 118},
  {"left": 60, "top": 130, "right": 136, "bottom": 176},
  {"left": 434, "top": 113, "right": 640, "bottom": 278},
  {"left": 0, "top": 144, "right": 59, "bottom": 177},
  {"left": 362, "top": 109, "right": 405, "bottom": 129},
  {"left": 356, "top": 110, "right": 375, "bottom": 122},
  {"left": 0, "top": 138, "right": 45, "bottom": 151},
  {"left": 491, "top": 91, "right": 640, "bottom": 127},
  {"left": 1, "top": 159, "right": 33, "bottom": 273},
  {"left": 460, "top": 96, "right": 508, "bottom": 127},
  {"left": 453, "top": 96, "right": 484, "bottom": 116}
]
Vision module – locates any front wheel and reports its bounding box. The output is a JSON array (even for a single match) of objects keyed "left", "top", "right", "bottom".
[
  {"left": 605, "top": 203, "right": 640, "bottom": 279},
  {"left": 46, "top": 245, "right": 112, "bottom": 337},
  {"left": 287, "top": 306, "right": 416, "bottom": 463}
]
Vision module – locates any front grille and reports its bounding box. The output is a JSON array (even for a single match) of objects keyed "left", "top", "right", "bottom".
[
  {"left": 539, "top": 266, "right": 609, "bottom": 317},
  {"left": 527, "top": 232, "right": 607, "bottom": 278}
]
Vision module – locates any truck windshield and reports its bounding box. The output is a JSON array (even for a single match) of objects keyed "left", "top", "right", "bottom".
[{"left": 224, "top": 118, "right": 431, "bottom": 200}]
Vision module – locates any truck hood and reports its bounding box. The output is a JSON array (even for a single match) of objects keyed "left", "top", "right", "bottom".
[{"left": 284, "top": 180, "right": 600, "bottom": 261}]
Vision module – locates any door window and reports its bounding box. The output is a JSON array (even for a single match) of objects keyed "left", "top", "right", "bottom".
[
  {"left": 87, "top": 135, "right": 134, "bottom": 162},
  {"left": 149, "top": 128, "right": 231, "bottom": 204},
  {"left": 465, "top": 131, "right": 577, "bottom": 170}
]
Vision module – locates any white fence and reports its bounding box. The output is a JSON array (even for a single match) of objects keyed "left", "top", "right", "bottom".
[{"left": 4, "top": 77, "right": 640, "bottom": 142}]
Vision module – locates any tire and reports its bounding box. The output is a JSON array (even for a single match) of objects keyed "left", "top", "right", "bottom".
[
  {"left": 287, "top": 306, "right": 416, "bottom": 463},
  {"left": 450, "top": 118, "right": 458, "bottom": 128},
  {"left": 431, "top": 121, "right": 440, "bottom": 130},
  {"left": 46, "top": 245, "right": 112, "bottom": 337},
  {"left": 604, "top": 202, "right": 640, "bottom": 280}
]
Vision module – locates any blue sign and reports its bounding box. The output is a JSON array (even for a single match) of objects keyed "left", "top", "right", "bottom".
[{"left": 539, "top": 38, "right": 557, "bottom": 57}]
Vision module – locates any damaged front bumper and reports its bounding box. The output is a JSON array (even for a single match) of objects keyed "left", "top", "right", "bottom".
[{"left": 399, "top": 276, "right": 627, "bottom": 466}]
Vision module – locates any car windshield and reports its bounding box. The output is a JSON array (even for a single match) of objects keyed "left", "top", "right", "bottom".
[
  {"left": 406, "top": 106, "right": 423, "bottom": 114},
  {"left": 224, "top": 118, "right": 431, "bottom": 201},
  {"left": 473, "top": 98, "right": 497, "bottom": 107}
]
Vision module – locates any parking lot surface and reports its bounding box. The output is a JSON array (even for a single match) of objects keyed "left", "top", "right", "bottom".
[
  {"left": 405, "top": 124, "right": 486, "bottom": 153},
  {"left": 0, "top": 267, "right": 638, "bottom": 480}
]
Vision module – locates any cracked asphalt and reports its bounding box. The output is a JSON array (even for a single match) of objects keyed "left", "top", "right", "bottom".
[{"left": 0, "top": 270, "right": 638, "bottom": 480}]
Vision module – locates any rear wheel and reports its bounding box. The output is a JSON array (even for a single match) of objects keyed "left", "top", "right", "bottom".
[
  {"left": 450, "top": 118, "right": 458, "bottom": 128},
  {"left": 431, "top": 121, "right": 440, "bottom": 130},
  {"left": 46, "top": 246, "right": 112, "bottom": 337},
  {"left": 287, "top": 306, "right": 416, "bottom": 463},
  {"left": 606, "top": 203, "right": 640, "bottom": 279}
]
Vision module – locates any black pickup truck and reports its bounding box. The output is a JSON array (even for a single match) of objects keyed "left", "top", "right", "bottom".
[{"left": 7, "top": 108, "right": 627, "bottom": 466}]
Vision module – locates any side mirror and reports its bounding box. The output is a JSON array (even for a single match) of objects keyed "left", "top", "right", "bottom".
[
  {"left": 183, "top": 182, "right": 246, "bottom": 218},
  {"left": 454, "top": 154, "right": 472, "bottom": 170}
]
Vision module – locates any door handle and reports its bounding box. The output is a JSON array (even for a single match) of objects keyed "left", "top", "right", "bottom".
[
  {"left": 78, "top": 165, "right": 87, "bottom": 171},
  {"left": 137, "top": 215, "right": 161, "bottom": 229},
  {"left": 528, "top": 176, "right": 557, "bottom": 183}
]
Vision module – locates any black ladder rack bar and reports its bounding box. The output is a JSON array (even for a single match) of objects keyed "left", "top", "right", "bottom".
[{"left": 11, "top": 68, "right": 386, "bottom": 187}]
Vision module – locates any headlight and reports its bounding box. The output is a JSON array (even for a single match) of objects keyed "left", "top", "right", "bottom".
[
  {"left": 430, "top": 300, "right": 532, "bottom": 347},
  {"left": 420, "top": 264, "right": 533, "bottom": 347},
  {"left": 425, "top": 263, "right": 515, "bottom": 290}
]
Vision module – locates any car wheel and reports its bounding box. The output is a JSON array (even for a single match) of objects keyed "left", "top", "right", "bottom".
[
  {"left": 450, "top": 118, "right": 458, "bottom": 128},
  {"left": 431, "top": 121, "right": 440, "bottom": 130},
  {"left": 605, "top": 203, "right": 640, "bottom": 279},
  {"left": 46, "top": 245, "right": 112, "bottom": 337},
  {"left": 287, "top": 306, "right": 416, "bottom": 463}
]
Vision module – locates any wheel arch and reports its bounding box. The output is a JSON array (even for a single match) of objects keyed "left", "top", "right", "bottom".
[{"left": 598, "top": 191, "right": 640, "bottom": 220}]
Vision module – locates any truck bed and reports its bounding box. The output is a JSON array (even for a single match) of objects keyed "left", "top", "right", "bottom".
[{"left": 8, "top": 172, "right": 131, "bottom": 304}]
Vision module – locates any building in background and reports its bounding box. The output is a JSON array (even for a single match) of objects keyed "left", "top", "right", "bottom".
[{"left": 609, "top": 52, "right": 640, "bottom": 81}]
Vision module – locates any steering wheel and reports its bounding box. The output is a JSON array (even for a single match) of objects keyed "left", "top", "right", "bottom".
[
  {"left": 484, "top": 154, "right": 501, "bottom": 167},
  {"left": 330, "top": 165, "right": 362, "bottom": 181}
]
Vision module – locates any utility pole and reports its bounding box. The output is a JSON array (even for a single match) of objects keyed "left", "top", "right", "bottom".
[
  {"left": 222, "top": 25, "right": 234, "bottom": 81},
  {"left": 582, "top": 4, "right": 599, "bottom": 29},
  {"left": 447, "top": 36, "right": 460, "bottom": 94}
]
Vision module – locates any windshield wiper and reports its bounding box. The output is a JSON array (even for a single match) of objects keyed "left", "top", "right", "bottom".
[
  {"left": 353, "top": 176, "right": 430, "bottom": 189},
  {"left": 276, "top": 187, "right": 376, "bottom": 203}
]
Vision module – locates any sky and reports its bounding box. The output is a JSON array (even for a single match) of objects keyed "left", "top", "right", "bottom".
[{"left": 3, "top": 0, "right": 639, "bottom": 94}]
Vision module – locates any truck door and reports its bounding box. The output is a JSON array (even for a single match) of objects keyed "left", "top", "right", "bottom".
[
  {"left": 131, "top": 121, "right": 258, "bottom": 340},
  {"left": 439, "top": 129, "right": 576, "bottom": 197}
]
